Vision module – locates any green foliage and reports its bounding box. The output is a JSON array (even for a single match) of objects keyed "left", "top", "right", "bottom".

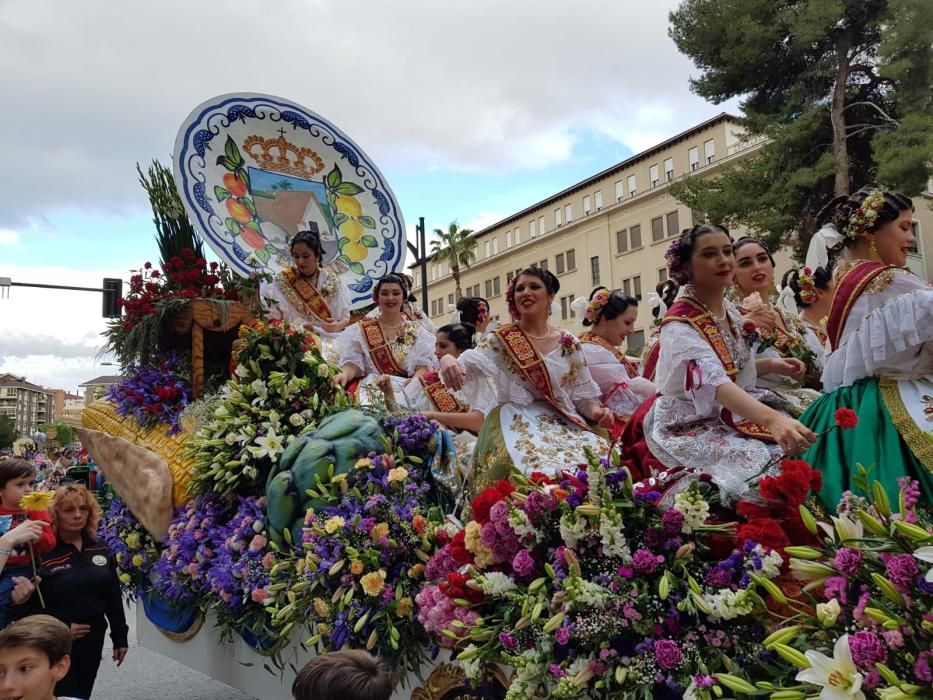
[
  {"left": 0, "top": 415, "right": 16, "bottom": 449},
  {"left": 37, "top": 423, "right": 76, "bottom": 446},
  {"left": 430, "top": 221, "right": 477, "bottom": 300},
  {"left": 137, "top": 160, "right": 205, "bottom": 267},
  {"left": 103, "top": 298, "right": 189, "bottom": 370},
  {"left": 669, "top": 0, "right": 933, "bottom": 258}
]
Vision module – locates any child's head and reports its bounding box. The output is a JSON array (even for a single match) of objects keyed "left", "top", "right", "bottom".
[
  {"left": 0, "top": 615, "right": 72, "bottom": 700},
  {"left": 0, "top": 458, "right": 36, "bottom": 510},
  {"left": 292, "top": 650, "right": 393, "bottom": 700}
]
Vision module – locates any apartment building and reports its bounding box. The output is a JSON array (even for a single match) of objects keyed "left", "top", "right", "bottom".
[
  {"left": 79, "top": 375, "right": 125, "bottom": 406},
  {"left": 0, "top": 373, "right": 55, "bottom": 437},
  {"left": 51, "top": 389, "right": 86, "bottom": 427},
  {"left": 412, "top": 113, "right": 933, "bottom": 354}
]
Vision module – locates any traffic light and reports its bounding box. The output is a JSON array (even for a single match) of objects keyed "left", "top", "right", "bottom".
[{"left": 102, "top": 278, "right": 123, "bottom": 318}]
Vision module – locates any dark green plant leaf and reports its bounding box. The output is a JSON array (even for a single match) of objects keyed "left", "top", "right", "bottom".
[
  {"left": 358, "top": 215, "right": 376, "bottom": 229},
  {"left": 325, "top": 164, "right": 342, "bottom": 188},
  {"left": 225, "top": 217, "right": 241, "bottom": 234},
  {"left": 224, "top": 135, "right": 243, "bottom": 167},
  {"left": 360, "top": 235, "right": 378, "bottom": 247},
  {"left": 242, "top": 197, "right": 257, "bottom": 216},
  {"left": 335, "top": 182, "right": 363, "bottom": 195},
  {"left": 348, "top": 262, "right": 365, "bottom": 275},
  {"left": 214, "top": 185, "right": 231, "bottom": 202}
]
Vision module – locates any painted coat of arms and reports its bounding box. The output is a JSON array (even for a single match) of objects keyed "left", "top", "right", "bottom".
[{"left": 173, "top": 93, "right": 405, "bottom": 308}]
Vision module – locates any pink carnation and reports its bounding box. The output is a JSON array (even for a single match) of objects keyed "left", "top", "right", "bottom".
[
  {"left": 884, "top": 554, "right": 919, "bottom": 589},
  {"left": 832, "top": 548, "right": 862, "bottom": 576},
  {"left": 654, "top": 639, "right": 683, "bottom": 670},
  {"left": 848, "top": 631, "right": 887, "bottom": 670},
  {"left": 250, "top": 588, "right": 270, "bottom": 603}
]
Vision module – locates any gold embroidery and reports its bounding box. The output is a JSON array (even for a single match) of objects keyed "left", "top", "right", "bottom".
[
  {"left": 879, "top": 378, "right": 933, "bottom": 471},
  {"left": 865, "top": 269, "right": 897, "bottom": 295}
]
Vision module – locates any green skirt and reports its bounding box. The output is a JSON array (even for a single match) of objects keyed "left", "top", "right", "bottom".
[{"left": 799, "top": 377, "right": 932, "bottom": 510}]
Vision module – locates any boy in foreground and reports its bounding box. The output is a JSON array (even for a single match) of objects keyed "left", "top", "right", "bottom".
[
  {"left": 292, "top": 649, "right": 393, "bottom": 700},
  {"left": 0, "top": 614, "right": 79, "bottom": 700}
]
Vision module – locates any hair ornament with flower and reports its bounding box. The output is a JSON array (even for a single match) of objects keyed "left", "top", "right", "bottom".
[
  {"left": 582, "top": 288, "right": 611, "bottom": 323},
  {"left": 798, "top": 267, "right": 817, "bottom": 305},
  {"left": 505, "top": 276, "right": 519, "bottom": 319},
  {"left": 845, "top": 189, "right": 886, "bottom": 239},
  {"left": 476, "top": 300, "right": 489, "bottom": 325},
  {"left": 665, "top": 238, "right": 689, "bottom": 285}
]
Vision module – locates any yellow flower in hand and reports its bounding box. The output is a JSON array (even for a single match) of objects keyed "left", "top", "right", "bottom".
[{"left": 20, "top": 491, "right": 54, "bottom": 513}]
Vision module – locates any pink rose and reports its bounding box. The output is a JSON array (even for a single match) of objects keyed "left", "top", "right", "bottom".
[
  {"left": 249, "top": 534, "right": 268, "bottom": 552},
  {"left": 251, "top": 588, "right": 270, "bottom": 603},
  {"left": 741, "top": 292, "right": 763, "bottom": 311}
]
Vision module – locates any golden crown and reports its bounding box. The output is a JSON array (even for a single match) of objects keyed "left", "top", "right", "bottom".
[{"left": 242, "top": 130, "right": 325, "bottom": 180}]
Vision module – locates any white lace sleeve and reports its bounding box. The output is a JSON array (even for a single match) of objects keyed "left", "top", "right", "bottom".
[
  {"left": 336, "top": 323, "right": 369, "bottom": 372},
  {"left": 328, "top": 274, "right": 352, "bottom": 322},
  {"left": 802, "top": 325, "right": 826, "bottom": 371},
  {"left": 822, "top": 276, "right": 933, "bottom": 391},
  {"left": 657, "top": 321, "right": 733, "bottom": 416},
  {"left": 562, "top": 339, "right": 602, "bottom": 412},
  {"left": 259, "top": 280, "right": 286, "bottom": 321},
  {"left": 405, "top": 326, "right": 439, "bottom": 373}
]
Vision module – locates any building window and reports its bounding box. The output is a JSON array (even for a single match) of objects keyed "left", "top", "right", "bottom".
[
  {"left": 666, "top": 210, "right": 680, "bottom": 237},
  {"left": 506, "top": 271, "right": 514, "bottom": 284},
  {"left": 615, "top": 180, "right": 624, "bottom": 202},
  {"left": 651, "top": 216, "right": 664, "bottom": 242},
  {"left": 658, "top": 267, "right": 668, "bottom": 283},
  {"left": 704, "top": 139, "right": 715, "bottom": 164},
  {"left": 514, "top": 226, "right": 521, "bottom": 245},
  {"left": 555, "top": 208, "right": 562, "bottom": 227},
  {"left": 431, "top": 265, "right": 437, "bottom": 281},
  {"left": 538, "top": 215, "right": 544, "bottom": 236},
  {"left": 529, "top": 219, "right": 537, "bottom": 238},
  {"left": 506, "top": 230, "right": 512, "bottom": 248},
  {"left": 630, "top": 223, "right": 642, "bottom": 249},
  {"left": 664, "top": 157, "right": 674, "bottom": 182},
  {"left": 566, "top": 249, "right": 575, "bottom": 271},
  {"left": 493, "top": 277, "right": 501, "bottom": 296},
  {"left": 556, "top": 253, "right": 565, "bottom": 275},
  {"left": 448, "top": 293, "right": 454, "bottom": 306},
  {"left": 621, "top": 275, "right": 643, "bottom": 301},
  {"left": 565, "top": 204, "right": 573, "bottom": 223},
  {"left": 689, "top": 146, "right": 700, "bottom": 171},
  {"left": 539, "top": 259, "right": 548, "bottom": 272},
  {"left": 649, "top": 164, "right": 659, "bottom": 188},
  {"left": 616, "top": 229, "right": 628, "bottom": 254},
  {"left": 590, "top": 256, "right": 600, "bottom": 286},
  {"left": 594, "top": 190, "right": 603, "bottom": 209},
  {"left": 627, "top": 174, "right": 637, "bottom": 197},
  {"left": 484, "top": 240, "right": 490, "bottom": 258},
  {"left": 628, "top": 329, "right": 646, "bottom": 355},
  {"left": 583, "top": 195, "right": 591, "bottom": 215},
  {"left": 484, "top": 279, "right": 493, "bottom": 297},
  {"left": 560, "top": 295, "right": 576, "bottom": 321},
  {"left": 492, "top": 237, "right": 498, "bottom": 255}
]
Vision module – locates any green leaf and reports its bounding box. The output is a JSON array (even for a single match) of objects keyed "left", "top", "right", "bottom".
[
  {"left": 337, "top": 255, "right": 351, "bottom": 265},
  {"left": 214, "top": 185, "right": 231, "bottom": 202},
  {"left": 222, "top": 157, "right": 238, "bottom": 172},
  {"left": 333, "top": 213, "right": 349, "bottom": 227},
  {"left": 242, "top": 197, "right": 257, "bottom": 216},
  {"left": 256, "top": 247, "right": 272, "bottom": 263},
  {"left": 243, "top": 219, "right": 262, "bottom": 233},
  {"left": 358, "top": 215, "right": 376, "bottom": 229},
  {"left": 348, "top": 262, "right": 365, "bottom": 275},
  {"left": 360, "top": 235, "right": 378, "bottom": 247},
  {"left": 335, "top": 182, "right": 363, "bottom": 195},
  {"left": 224, "top": 135, "right": 243, "bottom": 167},
  {"left": 225, "top": 217, "right": 241, "bottom": 234},
  {"left": 325, "top": 164, "right": 342, "bottom": 188},
  {"left": 238, "top": 168, "right": 251, "bottom": 190}
]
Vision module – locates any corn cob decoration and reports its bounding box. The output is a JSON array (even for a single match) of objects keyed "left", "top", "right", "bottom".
[{"left": 81, "top": 399, "right": 195, "bottom": 506}]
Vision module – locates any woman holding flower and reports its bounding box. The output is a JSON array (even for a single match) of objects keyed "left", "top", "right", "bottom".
[
  {"left": 621, "top": 225, "right": 815, "bottom": 503},
  {"left": 333, "top": 273, "right": 436, "bottom": 405},
  {"left": 732, "top": 237, "right": 825, "bottom": 415},
  {"left": 800, "top": 186, "right": 932, "bottom": 505},
  {"left": 14, "top": 484, "right": 128, "bottom": 699},
  {"left": 439, "top": 266, "right": 611, "bottom": 491}
]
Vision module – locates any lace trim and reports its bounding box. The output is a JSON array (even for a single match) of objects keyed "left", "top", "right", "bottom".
[{"left": 879, "top": 378, "right": 933, "bottom": 472}]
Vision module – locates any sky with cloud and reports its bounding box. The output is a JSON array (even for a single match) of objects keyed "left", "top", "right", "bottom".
[{"left": 0, "top": 0, "right": 736, "bottom": 393}]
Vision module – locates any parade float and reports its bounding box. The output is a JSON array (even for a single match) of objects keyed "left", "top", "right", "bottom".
[{"left": 79, "top": 94, "right": 932, "bottom": 700}]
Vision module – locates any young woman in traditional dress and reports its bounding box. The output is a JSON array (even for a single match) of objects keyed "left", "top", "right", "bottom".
[
  {"left": 333, "top": 273, "right": 436, "bottom": 404},
  {"left": 781, "top": 265, "right": 834, "bottom": 349},
  {"left": 641, "top": 280, "right": 677, "bottom": 382},
  {"left": 620, "top": 225, "right": 816, "bottom": 503},
  {"left": 573, "top": 288, "right": 655, "bottom": 431},
  {"left": 261, "top": 230, "right": 352, "bottom": 334},
  {"left": 439, "top": 267, "right": 613, "bottom": 491},
  {"left": 800, "top": 186, "right": 932, "bottom": 505},
  {"left": 731, "top": 237, "right": 825, "bottom": 414},
  {"left": 454, "top": 297, "right": 494, "bottom": 342}
]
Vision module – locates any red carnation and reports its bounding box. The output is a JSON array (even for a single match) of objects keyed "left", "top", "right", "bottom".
[
  {"left": 737, "top": 517, "right": 791, "bottom": 552},
  {"left": 143, "top": 261, "right": 152, "bottom": 269},
  {"left": 469, "top": 480, "right": 515, "bottom": 525},
  {"left": 834, "top": 408, "right": 858, "bottom": 430},
  {"left": 742, "top": 321, "right": 757, "bottom": 333},
  {"left": 449, "top": 530, "right": 473, "bottom": 566},
  {"left": 759, "top": 459, "right": 822, "bottom": 507}
]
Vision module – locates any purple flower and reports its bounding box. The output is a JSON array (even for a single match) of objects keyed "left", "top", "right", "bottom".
[
  {"left": 498, "top": 631, "right": 517, "bottom": 651},
  {"left": 848, "top": 631, "right": 887, "bottom": 670},
  {"left": 660, "top": 508, "right": 685, "bottom": 534},
  {"left": 705, "top": 567, "right": 732, "bottom": 588},
  {"left": 489, "top": 500, "right": 510, "bottom": 523},
  {"left": 884, "top": 554, "right": 919, "bottom": 589},
  {"left": 832, "top": 547, "right": 863, "bottom": 576},
  {"left": 632, "top": 549, "right": 662, "bottom": 575},
  {"left": 512, "top": 550, "right": 535, "bottom": 577},
  {"left": 898, "top": 476, "right": 921, "bottom": 510},
  {"left": 823, "top": 576, "right": 848, "bottom": 604},
  {"left": 554, "top": 626, "right": 570, "bottom": 646},
  {"left": 654, "top": 640, "right": 683, "bottom": 670},
  {"left": 914, "top": 651, "right": 932, "bottom": 684}
]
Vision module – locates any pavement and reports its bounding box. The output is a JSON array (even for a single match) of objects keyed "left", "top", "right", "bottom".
[{"left": 94, "top": 602, "right": 257, "bottom": 700}]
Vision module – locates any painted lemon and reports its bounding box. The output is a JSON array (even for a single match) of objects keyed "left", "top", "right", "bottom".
[
  {"left": 343, "top": 240, "right": 368, "bottom": 263},
  {"left": 340, "top": 219, "right": 365, "bottom": 243},
  {"left": 335, "top": 195, "right": 363, "bottom": 217}
]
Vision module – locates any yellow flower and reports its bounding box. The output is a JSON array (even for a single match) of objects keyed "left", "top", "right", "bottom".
[
  {"left": 408, "top": 563, "right": 425, "bottom": 579},
  {"left": 350, "top": 560, "right": 364, "bottom": 575},
  {"left": 387, "top": 467, "right": 409, "bottom": 483},
  {"left": 125, "top": 533, "right": 141, "bottom": 550},
  {"left": 816, "top": 599, "right": 841, "bottom": 628},
  {"left": 316, "top": 623, "right": 331, "bottom": 635},
  {"left": 331, "top": 474, "right": 348, "bottom": 493},
  {"left": 324, "top": 516, "right": 346, "bottom": 534},
  {"left": 355, "top": 458, "right": 373, "bottom": 470},
  {"left": 360, "top": 570, "right": 386, "bottom": 597},
  {"left": 313, "top": 598, "right": 330, "bottom": 617},
  {"left": 118, "top": 573, "right": 132, "bottom": 585},
  {"left": 464, "top": 520, "right": 495, "bottom": 567},
  {"left": 370, "top": 523, "right": 389, "bottom": 542},
  {"left": 396, "top": 597, "right": 414, "bottom": 617},
  {"left": 132, "top": 554, "right": 144, "bottom": 568},
  {"left": 19, "top": 491, "right": 54, "bottom": 513}
]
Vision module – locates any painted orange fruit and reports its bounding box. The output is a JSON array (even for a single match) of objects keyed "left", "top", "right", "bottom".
[
  {"left": 335, "top": 195, "right": 363, "bottom": 217},
  {"left": 223, "top": 173, "right": 248, "bottom": 198},
  {"left": 226, "top": 199, "right": 253, "bottom": 225},
  {"left": 343, "top": 240, "right": 368, "bottom": 262},
  {"left": 240, "top": 227, "right": 264, "bottom": 249},
  {"left": 340, "top": 219, "right": 365, "bottom": 243}
]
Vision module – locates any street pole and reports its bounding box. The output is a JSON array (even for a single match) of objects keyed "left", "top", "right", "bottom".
[{"left": 406, "top": 216, "right": 429, "bottom": 315}]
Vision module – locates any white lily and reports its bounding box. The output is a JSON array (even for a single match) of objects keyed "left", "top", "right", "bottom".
[
  {"left": 796, "top": 635, "right": 865, "bottom": 700},
  {"left": 249, "top": 429, "right": 284, "bottom": 461},
  {"left": 913, "top": 545, "right": 933, "bottom": 583},
  {"left": 818, "top": 514, "right": 864, "bottom": 543}
]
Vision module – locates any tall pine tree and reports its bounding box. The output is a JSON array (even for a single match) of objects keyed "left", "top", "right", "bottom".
[{"left": 669, "top": 0, "right": 933, "bottom": 256}]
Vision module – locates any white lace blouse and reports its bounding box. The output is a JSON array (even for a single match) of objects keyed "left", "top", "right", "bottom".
[
  {"left": 335, "top": 320, "right": 437, "bottom": 378},
  {"left": 261, "top": 267, "right": 351, "bottom": 326},
  {"left": 582, "top": 343, "right": 656, "bottom": 416},
  {"left": 822, "top": 265, "right": 933, "bottom": 392}
]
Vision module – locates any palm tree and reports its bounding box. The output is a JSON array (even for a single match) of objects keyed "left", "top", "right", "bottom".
[{"left": 431, "top": 221, "right": 477, "bottom": 302}]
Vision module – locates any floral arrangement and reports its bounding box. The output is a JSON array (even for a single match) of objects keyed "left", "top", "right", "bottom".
[
  {"left": 758, "top": 473, "right": 933, "bottom": 699},
  {"left": 187, "top": 321, "right": 349, "bottom": 497},
  {"left": 268, "top": 424, "right": 446, "bottom": 676},
  {"left": 797, "top": 267, "right": 818, "bottom": 305},
  {"left": 421, "top": 452, "right": 793, "bottom": 699},
  {"left": 846, "top": 189, "right": 887, "bottom": 239},
  {"left": 583, "top": 288, "right": 611, "bottom": 324},
  {"left": 742, "top": 319, "right": 763, "bottom": 347},
  {"left": 559, "top": 330, "right": 578, "bottom": 357},
  {"left": 107, "top": 353, "right": 191, "bottom": 434},
  {"left": 100, "top": 496, "right": 161, "bottom": 597}
]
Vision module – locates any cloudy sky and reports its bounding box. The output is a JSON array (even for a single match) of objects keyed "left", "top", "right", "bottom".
[{"left": 0, "top": 0, "right": 733, "bottom": 393}]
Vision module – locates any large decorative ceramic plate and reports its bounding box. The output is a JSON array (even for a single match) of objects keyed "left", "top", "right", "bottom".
[{"left": 173, "top": 93, "right": 405, "bottom": 308}]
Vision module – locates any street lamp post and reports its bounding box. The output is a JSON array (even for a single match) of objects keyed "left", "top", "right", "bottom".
[{"left": 406, "top": 216, "right": 429, "bottom": 315}]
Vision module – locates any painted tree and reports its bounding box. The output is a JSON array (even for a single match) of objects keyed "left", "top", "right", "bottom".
[
  {"left": 669, "top": 0, "right": 933, "bottom": 256},
  {"left": 430, "top": 221, "right": 477, "bottom": 302}
]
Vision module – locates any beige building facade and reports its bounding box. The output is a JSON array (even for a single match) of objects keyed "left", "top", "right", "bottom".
[
  {"left": 0, "top": 373, "right": 55, "bottom": 437},
  {"left": 412, "top": 113, "right": 933, "bottom": 355}
]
